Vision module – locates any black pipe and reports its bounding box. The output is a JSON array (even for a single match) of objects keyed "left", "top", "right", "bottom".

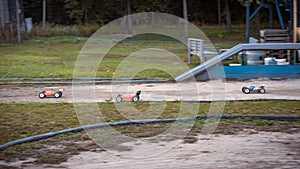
[{"left": 0, "top": 115, "right": 299, "bottom": 150}]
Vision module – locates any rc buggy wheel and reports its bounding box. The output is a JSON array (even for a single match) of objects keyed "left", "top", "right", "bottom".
[
  {"left": 116, "top": 96, "right": 122, "bottom": 103},
  {"left": 54, "top": 92, "right": 61, "bottom": 98},
  {"left": 242, "top": 87, "right": 247, "bottom": 92},
  {"left": 243, "top": 88, "right": 250, "bottom": 94},
  {"left": 132, "top": 96, "right": 139, "bottom": 102},
  {"left": 259, "top": 88, "right": 266, "bottom": 94},
  {"left": 39, "top": 92, "right": 45, "bottom": 99}
]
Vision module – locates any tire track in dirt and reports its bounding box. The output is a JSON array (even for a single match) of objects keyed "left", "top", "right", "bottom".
[{"left": 0, "top": 79, "right": 299, "bottom": 103}]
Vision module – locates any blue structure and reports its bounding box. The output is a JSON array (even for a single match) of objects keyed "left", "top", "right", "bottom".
[
  {"left": 246, "top": 0, "right": 300, "bottom": 42},
  {"left": 176, "top": 0, "right": 300, "bottom": 81},
  {"left": 176, "top": 43, "right": 300, "bottom": 81},
  {"left": 196, "top": 66, "right": 300, "bottom": 80}
]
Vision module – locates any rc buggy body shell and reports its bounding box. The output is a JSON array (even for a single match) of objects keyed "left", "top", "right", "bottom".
[{"left": 39, "top": 87, "right": 65, "bottom": 98}]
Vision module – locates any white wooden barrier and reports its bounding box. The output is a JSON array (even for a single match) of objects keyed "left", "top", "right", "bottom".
[{"left": 188, "top": 38, "right": 219, "bottom": 64}]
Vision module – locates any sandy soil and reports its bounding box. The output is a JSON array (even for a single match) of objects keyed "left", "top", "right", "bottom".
[
  {"left": 1, "top": 129, "right": 299, "bottom": 169},
  {"left": 59, "top": 130, "right": 300, "bottom": 169},
  {"left": 0, "top": 79, "right": 300, "bottom": 103}
]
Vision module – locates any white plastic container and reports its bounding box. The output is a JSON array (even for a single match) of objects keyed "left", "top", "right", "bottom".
[
  {"left": 246, "top": 51, "right": 265, "bottom": 65},
  {"left": 229, "top": 64, "right": 242, "bottom": 66},
  {"left": 25, "top": 18, "right": 33, "bottom": 32},
  {"left": 275, "top": 59, "right": 286, "bottom": 63},
  {"left": 264, "top": 57, "right": 277, "bottom": 65},
  {"left": 277, "top": 62, "right": 289, "bottom": 65}
]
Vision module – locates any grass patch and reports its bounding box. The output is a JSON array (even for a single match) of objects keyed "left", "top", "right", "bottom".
[
  {"left": 30, "top": 24, "right": 100, "bottom": 37},
  {"left": 0, "top": 36, "right": 85, "bottom": 78},
  {"left": 224, "top": 100, "right": 300, "bottom": 115},
  {"left": 0, "top": 103, "right": 79, "bottom": 144},
  {"left": 0, "top": 100, "right": 299, "bottom": 145},
  {"left": 200, "top": 25, "right": 246, "bottom": 48},
  {"left": 0, "top": 101, "right": 299, "bottom": 163},
  {"left": 0, "top": 26, "right": 246, "bottom": 79}
]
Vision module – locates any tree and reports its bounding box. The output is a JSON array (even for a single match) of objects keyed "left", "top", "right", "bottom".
[
  {"left": 253, "top": 1, "right": 261, "bottom": 34},
  {"left": 183, "top": 0, "right": 188, "bottom": 38},
  {"left": 217, "top": 0, "right": 221, "bottom": 26},
  {"left": 121, "top": 0, "right": 133, "bottom": 34},
  {"left": 42, "top": 0, "right": 46, "bottom": 28},
  {"left": 23, "top": 0, "right": 248, "bottom": 26},
  {"left": 224, "top": 0, "right": 232, "bottom": 33},
  {"left": 64, "top": 0, "right": 85, "bottom": 24}
]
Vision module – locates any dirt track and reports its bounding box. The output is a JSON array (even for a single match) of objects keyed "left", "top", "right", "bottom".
[
  {"left": 58, "top": 130, "right": 300, "bottom": 169},
  {"left": 0, "top": 79, "right": 300, "bottom": 169},
  {"left": 1, "top": 129, "right": 299, "bottom": 169},
  {"left": 1, "top": 79, "right": 300, "bottom": 103}
]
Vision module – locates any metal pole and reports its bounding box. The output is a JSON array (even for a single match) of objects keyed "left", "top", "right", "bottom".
[
  {"left": 290, "top": 0, "right": 293, "bottom": 30},
  {"left": 42, "top": 0, "right": 46, "bottom": 28},
  {"left": 249, "top": 3, "right": 264, "bottom": 20},
  {"left": 275, "top": 0, "right": 285, "bottom": 29},
  {"left": 188, "top": 39, "right": 191, "bottom": 64},
  {"left": 269, "top": 5, "right": 273, "bottom": 29},
  {"left": 16, "top": 0, "right": 21, "bottom": 43},
  {"left": 293, "top": 0, "right": 297, "bottom": 42},
  {"left": 246, "top": 0, "right": 250, "bottom": 42}
]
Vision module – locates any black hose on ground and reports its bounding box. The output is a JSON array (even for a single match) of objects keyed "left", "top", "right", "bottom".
[
  {"left": 0, "top": 78, "right": 167, "bottom": 85},
  {"left": 0, "top": 115, "right": 299, "bottom": 150}
]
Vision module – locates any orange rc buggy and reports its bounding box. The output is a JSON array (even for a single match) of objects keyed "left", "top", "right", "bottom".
[
  {"left": 39, "top": 87, "right": 65, "bottom": 99},
  {"left": 116, "top": 90, "right": 141, "bottom": 102}
]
